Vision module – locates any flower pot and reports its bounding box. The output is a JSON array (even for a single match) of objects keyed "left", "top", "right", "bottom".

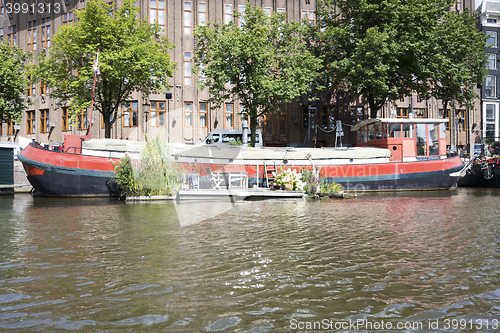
[{"left": 284, "top": 184, "right": 294, "bottom": 191}]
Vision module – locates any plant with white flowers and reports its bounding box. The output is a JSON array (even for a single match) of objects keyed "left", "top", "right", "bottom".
[{"left": 272, "top": 167, "right": 305, "bottom": 191}]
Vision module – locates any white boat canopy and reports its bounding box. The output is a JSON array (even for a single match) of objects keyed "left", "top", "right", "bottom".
[{"left": 352, "top": 118, "right": 449, "bottom": 132}]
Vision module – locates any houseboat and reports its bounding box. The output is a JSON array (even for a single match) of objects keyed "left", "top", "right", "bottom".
[{"left": 18, "top": 118, "right": 464, "bottom": 196}]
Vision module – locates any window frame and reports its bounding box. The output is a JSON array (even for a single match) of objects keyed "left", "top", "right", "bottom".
[
  {"left": 199, "top": 102, "right": 207, "bottom": 128},
  {"left": 150, "top": 101, "right": 166, "bottom": 127},
  {"left": 183, "top": 1, "right": 192, "bottom": 35},
  {"left": 40, "top": 18, "right": 50, "bottom": 49},
  {"left": 486, "top": 75, "right": 496, "bottom": 98},
  {"left": 225, "top": 103, "right": 234, "bottom": 129},
  {"left": 184, "top": 52, "right": 192, "bottom": 86},
  {"left": 486, "top": 31, "right": 497, "bottom": 48},
  {"left": 40, "top": 109, "right": 49, "bottom": 133},
  {"left": 198, "top": 2, "right": 207, "bottom": 26},
  {"left": 27, "top": 20, "right": 37, "bottom": 51},
  {"left": 184, "top": 102, "right": 193, "bottom": 127},
  {"left": 150, "top": 0, "right": 166, "bottom": 32},
  {"left": 224, "top": 4, "right": 232, "bottom": 25},
  {"left": 26, "top": 110, "right": 35, "bottom": 135},
  {"left": 123, "top": 101, "right": 138, "bottom": 127},
  {"left": 62, "top": 107, "right": 70, "bottom": 132}
]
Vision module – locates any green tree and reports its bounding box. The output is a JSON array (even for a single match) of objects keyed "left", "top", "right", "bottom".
[
  {"left": 193, "top": 4, "right": 321, "bottom": 147},
  {"left": 428, "top": 9, "right": 487, "bottom": 113},
  {"left": 36, "top": 0, "right": 176, "bottom": 138},
  {"left": 313, "top": 0, "right": 486, "bottom": 118},
  {"left": 0, "top": 41, "right": 28, "bottom": 124}
]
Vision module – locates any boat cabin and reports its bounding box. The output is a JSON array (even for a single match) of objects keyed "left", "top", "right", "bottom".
[{"left": 352, "top": 118, "right": 448, "bottom": 162}]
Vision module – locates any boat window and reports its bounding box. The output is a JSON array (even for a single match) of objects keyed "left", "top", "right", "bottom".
[
  {"left": 416, "top": 124, "right": 427, "bottom": 156},
  {"left": 428, "top": 124, "right": 440, "bottom": 155},
  {"left": 358, "top": 127, "right": 368, "bottom": 143},
  {"left": 439, "top": 123, "right": 446, "bottom": 139},
  {"left": 367, "top": 124, "right": 375, "bottom": 141},
  {"left": 389, "top": 124, "right": 402, "bottom": 138},
  {"left": 402, "top": 124, "right": 413, "bottom": 138},
  {"left": 375, "top": 122, "right": 382, "bottom": 140},
  {"left": 382, "top": 123, "right": 387, "bottom": 139}
]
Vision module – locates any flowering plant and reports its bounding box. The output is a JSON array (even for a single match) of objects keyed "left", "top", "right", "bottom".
[
  {"left": 272, "top": 167, "right": 305, "bottom": 191},
  {"left": 301, "top": 166, "right": 342, "bottom": 196},
  {"left": 301, "top": 167, "right": 322, "bottom": 196}
]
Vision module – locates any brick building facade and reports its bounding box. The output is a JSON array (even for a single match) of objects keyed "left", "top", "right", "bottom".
[{"left": 0, "top": 0, "right": 480, "bottom": 152}]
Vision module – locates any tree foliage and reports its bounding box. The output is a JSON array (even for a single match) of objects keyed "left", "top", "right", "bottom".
[
  {"left": 313, "top": 0, "right": 487, "bottom": 118},
  {"left": 0, "top": 41, "right": 28, "bottom": 124},
  {"left": 194, "top": 4, "right": 321, "bottom": 146},
  {"left": 35, "top": 0, "right": 176, "bottom": 138}
]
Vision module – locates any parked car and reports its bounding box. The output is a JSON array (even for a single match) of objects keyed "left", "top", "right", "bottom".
[{"left": 200, "top": 129, "right": 263, "bottom": 148}]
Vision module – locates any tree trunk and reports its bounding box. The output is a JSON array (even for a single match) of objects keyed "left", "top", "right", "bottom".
[{"left": 249, "top": 114, "right": 258, "bottom": 148}]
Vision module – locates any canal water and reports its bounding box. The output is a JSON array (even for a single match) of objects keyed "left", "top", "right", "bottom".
[{"left": 0, "top": 188, "right": 499, "bottom": 332}]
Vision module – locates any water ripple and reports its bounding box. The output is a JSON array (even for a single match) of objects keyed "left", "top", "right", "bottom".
[{"left": 0, "top": 190, "right": 499, "bottom": 331}]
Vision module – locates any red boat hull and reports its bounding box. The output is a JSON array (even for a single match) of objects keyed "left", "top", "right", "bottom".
[
  {"left": 19, "top": 144, "right": 120, "bottom": 197},
  {"left": 19, "top": 143, "right": 464, "bottom": 197}
]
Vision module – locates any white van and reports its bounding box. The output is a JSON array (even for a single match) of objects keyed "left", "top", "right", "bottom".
[{"left": 201, "top": 129, "right": 262, "bottom": 148}]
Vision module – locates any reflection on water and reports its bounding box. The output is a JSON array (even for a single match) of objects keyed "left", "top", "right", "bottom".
[{"left": 0, "top": 188, "right": 499, "bottom": 332}]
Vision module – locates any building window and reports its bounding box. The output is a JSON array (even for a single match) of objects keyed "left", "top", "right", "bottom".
[
  {"left": 7, "top": 25, "right": 16, "bottom": 46},
  {"left": 486, "top": 104, "right": 496, "bottom": 122},
  {"left": 150, "top": 101, "right": 165, "bottom": 127},
  {"left": 413, "top": 108, "right": 426, "bottom": 118},
  {"left": 27, "top": 21, "right": 36, "bottom": 51},
  {"left": 184, "top": 2, "right": 192, "bottom": 35},
  {"left": 199, "top": 2, "right": 207, "bottom": 26},
  {"left": 487, "top": 53, "right": 496, "bottom": 70},
  {"left": 451, "top": 0, "right": 462, "bottom": 11},
  {"left": 263, "top": 7, "right": 271, "bottom": 16},
  {"left": 439, "top": 109, "right": 450, "bottom": 131},
  {"left": 77, "top": 110, "right": 88, "bottom": 131},
  {"left": 150, "top": 0, "right": 166, "bottom": 32},
  {"left": 486, "top": 104, "right": 496, "bottom": 141},
  {"left": 322, "top": 106, "right": 335, "bottom": 130},
  {"left": 0, "top": 28, "right": 3, "bottom": 42},
  {"left": 7, "top": 122, "right": 15, "bottom": 136},
  {"left": 40, "top": 81, "right": 48, "bottom": 95},
  {"left": 396, "top": 108, "right": 409, "bottom": 118},
  {"left": 487, "top": 18, "right": 497, "bottom": 24},
  {"left": 278, "top": 114, "right": 287, "bottom": 137},
  {"left": 350, "top": 107, "right": 364, "bottom": 125},
  {"left": 63, "top": 11, "right": 73, "bottom": 25},
  {"left": 41, "top": 18, "right": 50, "bottom": 49},
  {"left": 224, "top": 4, "right": 232, "bottom": 25},
  {"left": 62, "top": 107, "right": 70, "bottom": 132},
  {"left": 27, "top": 78, "right": 36, "bottom": 97},
  {"left": 199, "top": 102, "right": 207, "bottom": 128},
  {"left": 184, "top": 102, "right": 193, "bottom": 127},
  {"left": 456, "top": 109, "right": 466, "bottom": 133},
  {"left": 26, "top": 111, "right": 35, "bottom": 134},
  {"left": 486, "top": 31, "right": 497, "bottom": 48},
  {"left": 225, "top": 103, "right": 234, "bottom": 128},
  {"left": 301, "top": 10, "right": 315, "bottom": 25},
  {"left": 238, "top": 5, "right": 246, "bottom": 28},
  {"left": 40, "top": 109, "right": 49, "bottom": 133},
  {"left": 486, "top": 75, "right": 496, "bottom": 98},
  {"left": 184, "top": 52, "right": 192, "bottom": 86},
  {"left": 264, "top": 114, "right": 273, "bottom": 136},
  {"left": 123, "top": 101, "right": 138, "bottom": 127},
  {"left": 199, "top": 62, "right": 206, "bottom": 83}
]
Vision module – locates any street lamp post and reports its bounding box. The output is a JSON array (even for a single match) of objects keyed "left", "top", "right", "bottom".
[
  {"left": 166, "top": 91, "right": 172, "bottom": 143},
  {"left": 142, "top": 101, "right": 150, "bottom": 136}
]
